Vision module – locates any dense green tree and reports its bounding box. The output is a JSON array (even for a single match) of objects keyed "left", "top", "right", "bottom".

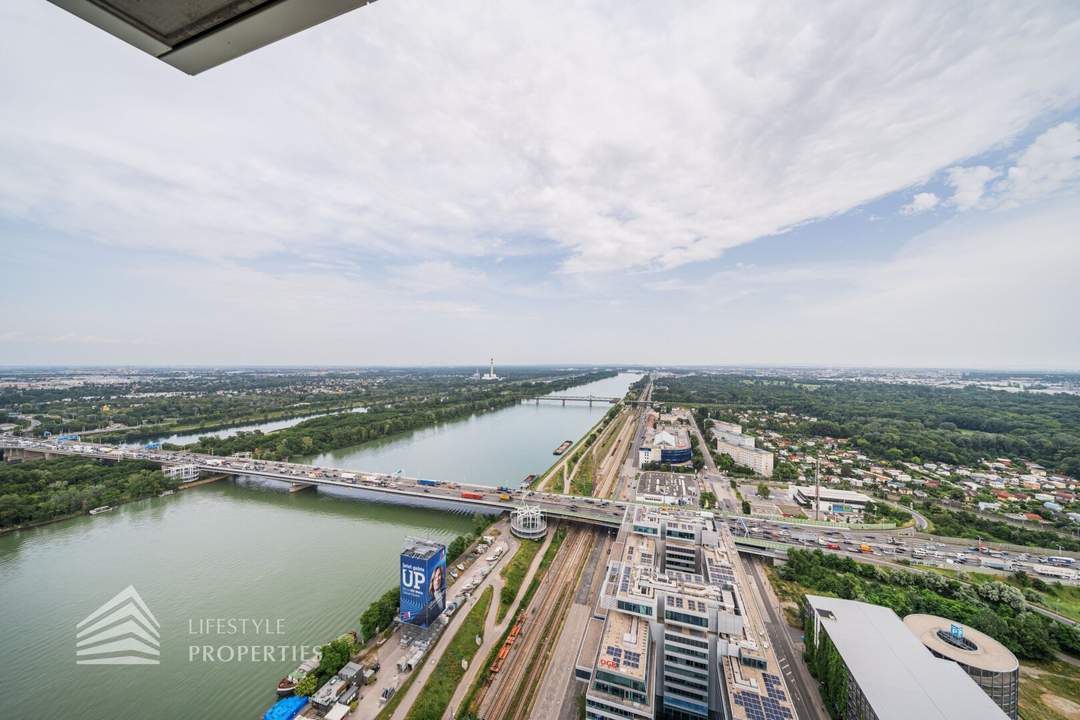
[
  {"left": 0, "top": 458, "right": 172, "bottom": 529},
  {"left": 654, "top": 375, "right": 1080, "bottom": 476},
  {"left": 780, "top": 549, "right": 1078, "bottom": 661}
]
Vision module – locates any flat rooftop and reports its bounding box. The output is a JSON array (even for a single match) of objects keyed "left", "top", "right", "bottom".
[
  {"left": 903, "top": 614, "right": 1018, "bottom": 673},
  {"left": 598, "top": 610, "right": 649, "bottom": 682},
  {"left": 401, "top": 539, "right": 443, "bottom": 560},
  {"left": 807, "top": 596, "right": 1009, "bottom": 720},
  {"left": 637, "top": 471, "right": 699, "bottom": 499},
  {"left": 791, "top": 485, "right": 871, "bottom": 503}
]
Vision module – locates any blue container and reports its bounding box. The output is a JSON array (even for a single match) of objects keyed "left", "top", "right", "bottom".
[{"left": 262, "top": 695, "right": 308, "bottom": 720}]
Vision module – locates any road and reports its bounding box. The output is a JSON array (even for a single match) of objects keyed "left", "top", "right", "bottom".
[
  {"left": 745, "top": 557, "right": 827, "bottom": 720},
  {"left": 14, "top": 414, "right": 40, "bottom": 432},
  {"left": 384, "top": 531, "right": 524, "bottom": 720},
  {"left": 441, "top": 529, "right": 557, "bottom": 719},
  {"left": 344, "top": 524, "right": 516, "bottom": 719},
  {"left": 0, "top": 435, "right": 631, "bottom": 528},
  {"left": 686, "top": 408, "right": 719, "bottom": 475},
  {"left": 723, "top": 513, "right": 1080, "bottom": 585},
  {"left": 881, "top": 497, "right": 929, "bottom": 530}
]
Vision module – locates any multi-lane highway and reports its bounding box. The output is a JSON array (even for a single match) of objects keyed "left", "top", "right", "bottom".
[
  {"left": 723, "top": 515, "right": 1079, "bottom": 583},
  {"left": 0, "top": 434, "right": 630, "bottom": 526}
]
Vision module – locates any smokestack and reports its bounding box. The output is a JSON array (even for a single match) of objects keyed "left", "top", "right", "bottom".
[{"left": 815, "top": 456, "right": 821, "bottom": 522}]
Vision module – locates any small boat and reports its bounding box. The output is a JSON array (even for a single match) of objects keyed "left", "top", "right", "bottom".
[
  {"left": 276, "top": 652, "right": 321, "bottom": 697},
  {"left": 159, "top": 490, "right": 175, "bottom": 497},
  {"left": 88, "top": 506, "right": 113, "bottom": 515},
  {"left": 553, "top": 440, "right": 573, "bottom": 455}
]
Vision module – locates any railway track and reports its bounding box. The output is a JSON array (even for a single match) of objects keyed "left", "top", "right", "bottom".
[
  {"left": 593, "top": 410, "right": 636, "bottom": 498},
  {"left": 476, "top": 527, "right": 594, "bottom": 720},
  {"left": 473, "top": 408, "right": 635, "bottom": 718}
]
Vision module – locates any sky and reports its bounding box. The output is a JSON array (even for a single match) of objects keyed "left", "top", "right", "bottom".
[{"left": 1, "top": 1, "right": 1080, "bottom": 369}]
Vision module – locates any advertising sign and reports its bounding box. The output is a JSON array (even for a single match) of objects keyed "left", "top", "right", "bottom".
[{"left": 399, "top": 544, "right": 446, "bottom": 628}]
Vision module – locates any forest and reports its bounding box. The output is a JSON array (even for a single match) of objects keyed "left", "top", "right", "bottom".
[
  {"left": 780, "top": 549, "right": 1080, "bottom": 661},
  {"left": 2, "top": 367, "right": 617, "bottom": 441},
  {"left": 181, "top": 370, "right": 615, "bottom": 459},
  {"left": 656, "top": 375, "right": 1080, "bottom": 476},
  {"left": 0, "top": 457, "right": 172, "bottom": 529}
]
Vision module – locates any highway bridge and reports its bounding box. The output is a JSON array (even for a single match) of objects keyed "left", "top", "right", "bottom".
[
  {"left": 5, "top": 434, "right": 1076, "bottom": 591},
  {"left": 525, "top": 394, "right": 654, "bottom": 406},
  {"left": 0, "top": 435, "right": 630, "bottom": 528}
]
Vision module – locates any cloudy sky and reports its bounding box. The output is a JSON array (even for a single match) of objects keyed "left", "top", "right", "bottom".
[{"left": 2, "top": 1, "right": 1079, "bottom": 368}]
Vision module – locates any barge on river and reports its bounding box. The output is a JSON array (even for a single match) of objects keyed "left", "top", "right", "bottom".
[{"left": 552, "top": 440, "right": 572, "bottom": 455}]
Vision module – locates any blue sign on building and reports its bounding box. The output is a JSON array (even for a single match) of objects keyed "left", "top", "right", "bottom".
[{"left": 399, "top": 543, "right": 446, "bottom": 629}]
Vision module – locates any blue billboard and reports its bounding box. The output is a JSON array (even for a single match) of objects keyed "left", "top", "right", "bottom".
[{"left": 399, "top": 544, "right": 446, "bottom": 628}]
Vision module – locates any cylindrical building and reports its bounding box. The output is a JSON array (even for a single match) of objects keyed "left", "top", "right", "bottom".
[
  {"left": 903, "top": 614, "right": 1019, "bottom": 719},
  {"left": 510, "top": 504, "right": 547, "bottom": 540}
]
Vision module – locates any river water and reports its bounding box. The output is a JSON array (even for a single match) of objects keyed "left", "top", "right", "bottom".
[
  {"left": 304, "top": 372, "right": 641, "bottom": 486},
  {"left": 0, "top": 372, "right": 639, "bottom": 719},
  {"left": 151, "top": 406, "right": 369, "bottom": 446}
]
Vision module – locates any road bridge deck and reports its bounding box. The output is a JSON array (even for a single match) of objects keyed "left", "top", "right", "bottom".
[{"left": 0, "top": 436, "right": 628, "bottom": 527}]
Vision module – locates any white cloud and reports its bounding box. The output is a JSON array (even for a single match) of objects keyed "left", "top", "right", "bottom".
[
  {"left": 944, "top": 165, "right": 999, "bottom": 210},
  {"left": 993, "top": 122, "right": 1080, "bottom": 207},
  {"left": 802, "top": 200, "right": 1080, "bottom": 367},
  {"left": 901, "top": 192, "right": 940, "bottom": 214},
  {"left": 389, "top": 261, "right": 486, "bottom": 295},
  {"left": 1, "top": 2, "right": 1080, "bottom": 275}
]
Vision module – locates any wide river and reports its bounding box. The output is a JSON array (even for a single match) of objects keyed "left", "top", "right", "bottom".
[
  {"left": 0, "top": 372, "right": 640, "bottom": 719},
  {"left": 303, "top": 372, "right": 640, "bottom": 486}
]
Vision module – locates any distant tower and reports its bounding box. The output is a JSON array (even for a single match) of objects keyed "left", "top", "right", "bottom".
[{"left": 489, "top": 357, "right": 495, "bottom": 377}]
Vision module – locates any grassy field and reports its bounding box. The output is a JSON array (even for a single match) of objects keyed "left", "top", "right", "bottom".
[
  {"left": 568, "top": 448, "right": 595, "bottom": 496},
  {"left": 497, "top": 538, "right": 543, "bottom": 621},
  {"left": 533, "top": 409, "right": 614, "bottom": 491},
  {"left": 1018, "top": 659, "right": 1080, "bottom": 720},
  {"left": 405, "top": 586, "right": 494, "bottom": 720},
  {"left": 457, "top": 526, "right": 568, "bottom": 718}
]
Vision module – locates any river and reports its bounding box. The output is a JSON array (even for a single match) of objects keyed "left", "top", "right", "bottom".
[
  {"left": 0, "top": 372, "right": 640, "bottom": 719},
  {"left": 150, "top": 406, "right": 369, "bottom": 446},
  {"left": 304, "top": 372, "right": 641, "bottom": 486}
]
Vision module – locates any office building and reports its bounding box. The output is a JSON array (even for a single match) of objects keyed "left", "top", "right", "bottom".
[
  {"left": 584, "top": 506, "right": 795, "bottom": 720},
  {"left": 804, "top": 596, "right": 1009, "bottom": 720},
  {"left": 636, "top": 472, "right": 700, "bottom": 506},
  {"left": 640, "top": 426, "right": 693, "bottom": 466},
  {"left": 904, "top": 614, "right": 1019, "bottom": 719},
  {"left": 716, "top": 441, "right": 774, "bottom": 477},
  {"left": 711, "top": 420, "right": 743, "bottom": 435}
]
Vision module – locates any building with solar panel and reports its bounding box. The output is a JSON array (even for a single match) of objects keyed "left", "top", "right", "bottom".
[
  {"left": 583, "top": 506, "right": 796, "bottom": 720},
  {"left": 804, "top": 596, "right": 1011, "bottom": 720}
]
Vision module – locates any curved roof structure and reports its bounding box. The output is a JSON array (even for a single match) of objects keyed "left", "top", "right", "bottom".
[{"left": 903, "top": 613, "right": 1018, "bottom": 673}]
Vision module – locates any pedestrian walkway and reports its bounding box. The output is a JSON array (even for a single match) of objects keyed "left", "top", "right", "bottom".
[
  {"left": 387, "top": 529, "right": 522, "bottom": 720},
  {"left": 441, "top": 529, "right": 555, "bottom": 719},
  {"left": 347, "top": 522, "right": 514, "bottom": 720}
]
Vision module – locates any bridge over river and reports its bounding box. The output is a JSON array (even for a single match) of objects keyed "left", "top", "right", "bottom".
[
  {"left": 1, "top": 435, "right": 629, "bottom": 527},
  {"left": 0, "top": 434, "right": 926, "bottom": 567}
]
